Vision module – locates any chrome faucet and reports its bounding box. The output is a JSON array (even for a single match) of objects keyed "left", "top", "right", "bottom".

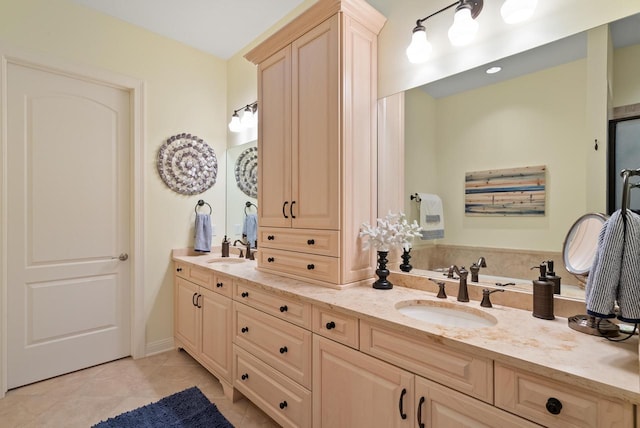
[
  {"left": 450, "top": 265, "right": 469, "bottom": 302},
  {"left": 470, "top": 257, "right": 487, "bottom": 282}
]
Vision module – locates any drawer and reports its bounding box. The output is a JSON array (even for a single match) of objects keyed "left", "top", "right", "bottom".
[
  {"left": 212, "top": 273, "right": 233, "bottom": 298},
  {"left": 174, "top": 262, "right": 213, "bottom": 289},
  {"left": 360, "top": 320, "right": 493, "bottom": 403},
  {"left": 312, "top": 305, "right": 359, "bottom": 349},
  {"left": 234, "top": 280, "right": 311, "bottom": 329},
  {"left": 258, "top": 248, "right": 339, "bottom": 284},
  {"left": 234, "top": 345, "right": 311, "bottom": 428},
  {"left": 259, "top": 227, "right": 339, "bottom": 256},
  {"left": 234, "top": 302, "right": 312, "bottom": 389},
  {"left": 495, "top": 363, "right": 634, "bottom": 428}
]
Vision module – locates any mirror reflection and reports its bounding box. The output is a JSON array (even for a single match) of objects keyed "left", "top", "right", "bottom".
[
  {"left": 394, "top": 13, "right": 640, "bottom": 301},
  {"left": 225, "top": 140, "right": 258, "bottom": 249}
]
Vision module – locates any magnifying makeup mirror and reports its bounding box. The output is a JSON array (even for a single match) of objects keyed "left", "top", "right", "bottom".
[{"left": 563, "top": 213, "right": 619, "bottom": 336}]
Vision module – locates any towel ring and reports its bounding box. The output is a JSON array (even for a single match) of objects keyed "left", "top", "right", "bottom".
[
  {"left": 245, "top": 201, "right": 257, "bottom": 215},
  {"left": 195, "top": 199, "right": 212, "bottom": 215}
]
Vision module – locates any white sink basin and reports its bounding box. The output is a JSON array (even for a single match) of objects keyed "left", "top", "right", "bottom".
[
  {"left": 207, "top": 257, "right": 247, "bottom": 264},
  {"left": 396, "top": 300, "right": 497, "bottom": 329}
]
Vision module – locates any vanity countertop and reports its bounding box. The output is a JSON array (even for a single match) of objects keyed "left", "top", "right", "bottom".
[{"left": 173, "top": 250, "right": 640, "bottom": 404}]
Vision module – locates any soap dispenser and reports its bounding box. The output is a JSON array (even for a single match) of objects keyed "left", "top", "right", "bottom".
[
  {"left": 221, "top": 235, "right": 230, "bottom": 257},
  {"left": 546, "top": 260, "right": 561, "bottom": 295},
  {"left": 531, "top": 262, "right": 554, "bottom": 320}
]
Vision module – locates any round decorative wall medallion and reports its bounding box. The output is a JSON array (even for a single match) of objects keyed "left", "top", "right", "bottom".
[
  {"left": 234, "top": 146, "right": 258, "bottom": 198},
  {"left": 157, "top": 133, "right": 218, "bottom": 195}
]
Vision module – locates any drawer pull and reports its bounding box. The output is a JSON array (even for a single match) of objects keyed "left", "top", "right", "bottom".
[
  {"left": 307, "top": 264, "right": 315, "bottom": 270},
  {"left": 326, "top": 321, "right": 336, "bottom": 330},
  {"left": 290, "top": 201, "right": 296, "bottom": 219},
  {"left": 176, "top": 267, "right": 183, "bottom": 272},
  {"left": 417, "top": 396, "right": 425, "bottom": 428},
  {"left": 268, "top": 235, "right": 275, "bottom": 240},
  {"left": 279, "top": 346, "right": 288, "bottom": 354},
  {"left": 241, "top": 373, "right": 249, "bottom": 380},
  {"left": 216, "top": 282, "right": 223, "bottom": 288},
  {"left": 279, "top": 305, "right": 288, "bottom": 313},
  {"left": 267, "top": 257, "right": 275, "bottom": 263},
  {"left": 192, "top": 292, "right": 198, "bottom": 307},
  {"left": 241, "top": 291, "right": 249, "bottom": 298},
  {"left": 282, "top": 201, "right": 289, "bottom": 219},
  {"left": 279, "top": 401, "right": 288, "bottom": 410},
  {"left": 546, "top": 397, "right": 563, "bottom": 415},
  {"left": 399, "top": 388, "right": 407, "bottom": 420},
  {"left": 241, "top": 327, "right": 249, "bottom": 333},
  {"left": 307, "top": 239, "right": 315, "bottom": 245}
]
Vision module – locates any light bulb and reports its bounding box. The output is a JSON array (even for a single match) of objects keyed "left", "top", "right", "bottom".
[
  {"left": 406, "top": 26, "right": 432, "bottom": 64},
  {"left": 228, "top": 113, "right": 242, "bottom": 132},
  {"left": 240, "top": 107, "right": 255, "bottom": 128},
  {"left": 448, "top": 7, "right": 479, "bottom": 47},
  {"left": 501, "top": 0, "right": 537, "bottom": 24}
]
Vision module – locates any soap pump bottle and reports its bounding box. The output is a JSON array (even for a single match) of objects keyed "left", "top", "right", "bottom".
[
  {"left": 531, "top": 262, "right": 555, "bottom": 320},
  {"left": 221, "top": 235, "right": 230, "bottom": 258},
  {"left": 546, "top": 259, "right": 561, "bottom": 295}
]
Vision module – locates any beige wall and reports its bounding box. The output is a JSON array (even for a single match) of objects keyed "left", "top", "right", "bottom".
[
  {"left": 405, "top": 59, "right": 588, "bottom": 252},
  {"left": 0, "top": 0, "right": 228, "bottom": 349},
  {"left": 613, "top": 44, "right": 640, "bottom": 107}
]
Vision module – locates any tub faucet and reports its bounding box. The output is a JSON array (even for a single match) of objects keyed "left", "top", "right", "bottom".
[
  {"left": 470, "top": 257, "right": 487, "bottom": 282},
  {"left": 450, "top": 265, "right": 469, "bottom": 302}
]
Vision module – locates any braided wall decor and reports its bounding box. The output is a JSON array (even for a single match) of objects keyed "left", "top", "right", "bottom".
[
  {"left": 234, "top": 146, "right": 258, "bottom": 198},
  {"left": 157, "top": 133, "right": 218, "bottom": 195}
]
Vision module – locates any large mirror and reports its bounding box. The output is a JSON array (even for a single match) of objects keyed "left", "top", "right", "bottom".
[
  {"left": 225, "top": 140, "right": 258, "bottom": 249},
  {"left": 392, "top": 13, "right": 640, "bottom": 301}
]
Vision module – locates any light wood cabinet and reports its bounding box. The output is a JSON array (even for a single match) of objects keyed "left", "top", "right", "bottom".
[
  {"left": 313, "top": 334, "right": 414, "bottom": 428},
  {"left": 312, "top": 305, "right": 359, "bottom": 349},
  {"left": 174, "top": 265, "right": 233, "bottom": 398},
  {"left": 495, "top": 363, "right": 634, "bottom": 428},
  {"left": 246, "top": 0, "right": 386, "bottom": 287}
]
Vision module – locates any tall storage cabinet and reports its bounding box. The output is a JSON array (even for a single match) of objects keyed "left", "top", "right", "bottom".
[{"left": 246, "top": 0, "right": 386, "bottom": 288}]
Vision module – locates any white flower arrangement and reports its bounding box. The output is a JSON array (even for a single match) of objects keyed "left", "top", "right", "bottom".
[{"left": 359, "top": 212, "right": 423, "bottom": 252}]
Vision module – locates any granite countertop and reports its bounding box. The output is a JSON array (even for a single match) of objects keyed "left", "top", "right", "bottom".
[{"left": 173, "top": 250, "right": 640, "bottom": 404}]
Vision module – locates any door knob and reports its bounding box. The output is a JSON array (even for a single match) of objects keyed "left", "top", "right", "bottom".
[{"left": 112, "top": 253, "right": 129, "bottom": 261}]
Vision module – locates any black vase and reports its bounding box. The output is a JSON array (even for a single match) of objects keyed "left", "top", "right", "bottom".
[
  {"left": 373, "top": 250, "right": 393, "bottom": 289},
  {"left": 399, "top": 248, "right": 413, "bottom": 272}
]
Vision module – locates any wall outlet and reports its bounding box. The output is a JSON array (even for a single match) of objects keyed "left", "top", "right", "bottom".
[
  {"left": 234, "top": 224, "right": 242, "bottom": 235},
  {"left": 211, "top": 224, "right": 216, "bottom": 237}
]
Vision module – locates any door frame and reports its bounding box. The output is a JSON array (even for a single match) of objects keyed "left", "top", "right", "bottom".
[{"left": 0, "top": 47, "right": 146, "bottom": 397}]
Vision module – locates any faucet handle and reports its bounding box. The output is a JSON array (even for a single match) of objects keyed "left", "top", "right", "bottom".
[
  {"left": 480, "top": 288, "right": 504, "bottom": 308},
  {"left": 436, "top": 282, "right": 447, "bottom": 299}
]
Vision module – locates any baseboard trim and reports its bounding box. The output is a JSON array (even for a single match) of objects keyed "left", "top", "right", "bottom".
[{"left": 144, "top": 337, "right": 175, "bottom": 357}]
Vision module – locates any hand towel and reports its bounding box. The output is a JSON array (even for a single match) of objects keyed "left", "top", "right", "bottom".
[
  {"left": 418, "top": 193, "right": 444, "bottom": 240},
  {"left": 586, "top": 209, "right": 640, "bottom": 322},
  {"left": 242, "top": 213, "right": 258, "bottom": 249},
  {"left": 194, "top": 213, "right": 212, "bottom": 252}
]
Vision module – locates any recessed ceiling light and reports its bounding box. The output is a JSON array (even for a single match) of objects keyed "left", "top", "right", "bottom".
[{"left": 486, "top": 66, "right": 502, "bottom": 74}]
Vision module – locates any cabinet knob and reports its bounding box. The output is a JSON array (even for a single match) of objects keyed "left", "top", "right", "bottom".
[
  {"left": 241, "top": 291, "right": 249, "bottom": 298},
  {"left": 279, "top": 401, "right": 288, "bottom": 410},
  {"left": 268, "top": 235, "right": 275, "bottom": 240},
  {"left": 216, "top": 282, "right": 223, "bottom": 288},
  {"left": 176, "top": 267, "right": 182, "bottom": 272},
  {"left": 326, "top": 321, "right": 336, "bottom": 330},
  {"left": 307, "top": 239, "right": 315, "bottom": 245},
  {"left": 279, "top": 346, "right": 288, "bottom": 354},
  {"left": 267, "top": 257, "right": 275, "bottom": 263},
  {"left": 241, "top": 326, "right": 249, "bottom": 333},
  {"left": 241, "top": 373, "right": 249, "bottom": 381},
  {"left": 280, "top": 305, "right": 288, "bottom": 313},
  {"left": 546, "top": 397, "right": 563, "bottom": 415},
  {"left": 307, "top": 264, "right": 315, "bottom": 270}
]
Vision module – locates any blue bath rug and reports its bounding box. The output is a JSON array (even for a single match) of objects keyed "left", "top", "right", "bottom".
[{"left": 92, "top": 386, "right": 234, "bottom": 428}]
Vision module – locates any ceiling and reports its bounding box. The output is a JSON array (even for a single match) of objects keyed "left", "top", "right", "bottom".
[{"left": 72, "top": 0, "right": 306, "bottom": 59}]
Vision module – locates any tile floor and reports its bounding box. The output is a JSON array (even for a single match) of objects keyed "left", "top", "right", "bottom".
[{"left": 0, "top": 349, "right": 280, "bottom": 427}]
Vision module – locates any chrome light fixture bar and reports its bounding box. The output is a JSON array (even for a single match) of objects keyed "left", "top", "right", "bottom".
[
  {"left": 406, "top": 0, "right": 537, "bottom": 64},
  {"left": 228, "top": 101, "right": 258, "bottom": 133}
]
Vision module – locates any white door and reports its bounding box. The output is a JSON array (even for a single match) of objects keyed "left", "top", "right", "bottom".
[{"left": 6, "top": 62, "right": 131, "bottom": 389}]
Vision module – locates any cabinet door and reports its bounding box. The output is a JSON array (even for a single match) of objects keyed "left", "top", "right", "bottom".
[
  {"left": 291, "top": 15, "right": 340, "bottom": 230},
  {"left": 199, "top": 287, "right": 232, "bottom": 383},
  {"left": 415, "top": 376, "right": 540, "bottom": 428},
  {"left": 174, "top": 277, "right": 199, "bottom": 353},
  {"left": 258, "top": 45, "right": 292, "bottom": 228},
  {"left": 313, "top": 335, "right": 413, "bottom": 428}
]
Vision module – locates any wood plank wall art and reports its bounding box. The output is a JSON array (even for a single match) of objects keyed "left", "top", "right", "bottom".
[{"left": 465, "top": 165, "right": 546, "bottom": 216}]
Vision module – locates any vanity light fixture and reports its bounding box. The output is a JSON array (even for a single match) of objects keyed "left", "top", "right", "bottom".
[
  {"left": 406, "top": 0, "right": 537, "bottom": 64},
  {"left": 228, "top": 101, "right": 258, "bottom": 133}
]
